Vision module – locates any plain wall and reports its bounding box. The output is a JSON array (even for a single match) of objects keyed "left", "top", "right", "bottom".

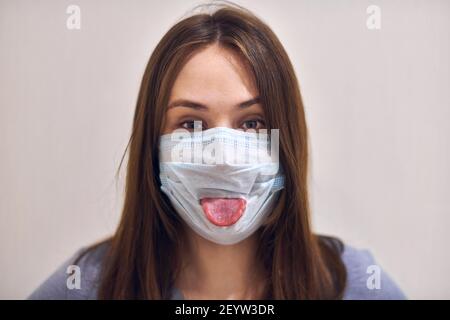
[{"left": 0, "top": 0, "right": 449, "bottom": 299}]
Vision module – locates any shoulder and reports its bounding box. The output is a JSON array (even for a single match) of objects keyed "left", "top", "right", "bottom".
[
  {"left": 27, "top": 241, "right": 110, "bottom": 300},
  {"left": 340, "top": 243, "right": 407, "bottom": 300}
]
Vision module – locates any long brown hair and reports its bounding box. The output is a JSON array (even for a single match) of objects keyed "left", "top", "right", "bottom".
[{"left": 83, "top": 2, "right": 346, "bottom": 299}]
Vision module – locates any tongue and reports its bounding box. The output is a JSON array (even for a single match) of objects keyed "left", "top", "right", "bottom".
[{"left": 200, "top": 198, "right": 247, "bottom": 227}]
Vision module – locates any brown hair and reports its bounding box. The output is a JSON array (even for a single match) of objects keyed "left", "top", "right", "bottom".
[{"left": 81, "top": 2, "right": 347, "bottom": 299}]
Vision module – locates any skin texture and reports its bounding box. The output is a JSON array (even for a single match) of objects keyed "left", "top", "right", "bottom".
[
  {"left": 162, "top": 44, "right": 266, "bottom": 134},
  {"left": 162, "top": 44, "right": 267, "bottom": 299}
]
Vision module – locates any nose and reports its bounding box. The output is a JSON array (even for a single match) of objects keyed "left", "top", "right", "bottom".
[{"left": 207, "top": 113, "right": 234, "bottom": 129}]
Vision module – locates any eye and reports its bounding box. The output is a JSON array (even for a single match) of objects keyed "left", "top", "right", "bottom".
[
  {"left": 240, "top": 119, "right": 266, "bottom": 131},
  {"left": 180, "top": 119, "right": 206, "bottom": 131}
]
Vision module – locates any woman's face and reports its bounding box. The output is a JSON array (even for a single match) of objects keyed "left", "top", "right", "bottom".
[{"left": 162, "top": 44, "right": 266, "bottom": 134}]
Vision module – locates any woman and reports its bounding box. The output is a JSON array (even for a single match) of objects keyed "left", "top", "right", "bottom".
[{"left": 29, "top": 3, "right": 405, "bottom": 300}]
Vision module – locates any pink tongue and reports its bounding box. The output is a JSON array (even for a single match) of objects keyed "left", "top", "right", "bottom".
[{"left": 200, "top": 198, "right": 247, "bottom": 227}]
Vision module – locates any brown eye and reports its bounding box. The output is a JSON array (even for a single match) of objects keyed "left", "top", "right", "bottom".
[
  {"left": 180, "top": 120, "right": 205, "bottom": 131},
  {"left": 241, "top": 119, "right": 265, "bottom": 131},
  {"left": 181, "top": 120, "right": 195, "bottom": 130}
]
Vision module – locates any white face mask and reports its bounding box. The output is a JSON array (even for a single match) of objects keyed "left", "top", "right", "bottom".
[{"left": 158, "top": 126, "right": 284, "bottom": 245}]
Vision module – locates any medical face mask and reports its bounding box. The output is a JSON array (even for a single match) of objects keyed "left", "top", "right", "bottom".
[{"left": 158, "top": 126, "right": 285, "bottom": 245}]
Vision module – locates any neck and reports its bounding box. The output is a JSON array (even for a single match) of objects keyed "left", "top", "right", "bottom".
[{"left": 176, "top": 228, "right": 266, "bottom": 299}]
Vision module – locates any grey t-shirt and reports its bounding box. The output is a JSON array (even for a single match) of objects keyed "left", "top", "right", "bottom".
[{"left": 28, "top": 242, "right": 406, "bottom": 300}]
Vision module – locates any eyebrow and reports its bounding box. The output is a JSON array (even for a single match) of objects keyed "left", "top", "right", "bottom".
[{"left": 167, "top": 96, "right": 261, "bottom": 110}]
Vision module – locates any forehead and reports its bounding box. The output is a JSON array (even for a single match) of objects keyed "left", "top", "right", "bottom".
[{"left": 169, "top": 45, "right": 258, "bottom": 103}]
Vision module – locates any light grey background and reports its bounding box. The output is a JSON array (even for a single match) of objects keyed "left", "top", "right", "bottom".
[{"left": 1, "top": 0, "right": 449, "bottom": 299}]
